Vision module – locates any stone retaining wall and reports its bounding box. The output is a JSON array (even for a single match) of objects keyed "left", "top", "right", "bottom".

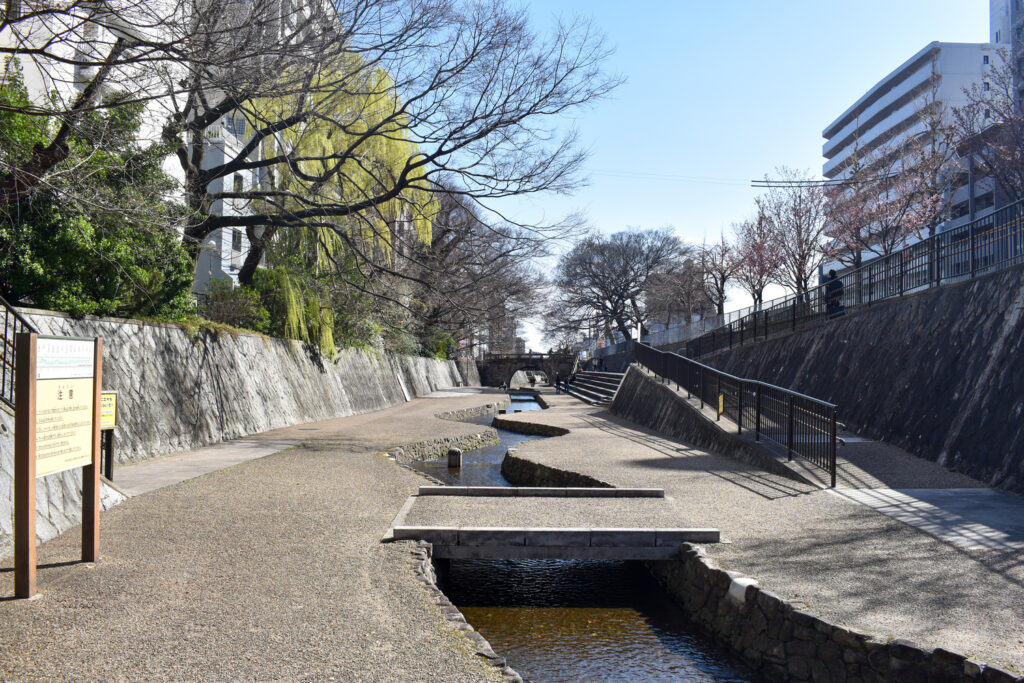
[
  {"left": 1, "top": 309, "right": 480, "bottom": 561},
  {"left": 500, "top": 451, "right": 609, "bottom": 488},
  {"left": 648, "top": 546, "right": 1020, "bottom": 683},
  {"left": 699, "top": 266, "right": 1024, "bottom": 492},
  {"left": 609, "top": 367, "right": 812, "bottom": 485}
]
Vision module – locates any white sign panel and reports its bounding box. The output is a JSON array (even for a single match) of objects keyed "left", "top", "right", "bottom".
[{"left": 36, "top": 338, "right": 95, "bottom": 380}]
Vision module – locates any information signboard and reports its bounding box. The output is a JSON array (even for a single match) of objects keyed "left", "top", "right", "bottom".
[
  {"left": 100, "top": 391, "right": 117, "bottom": 430},
  {"left": 34, "top": 338, "right": 96, "bottom": 477},
  {"left": 14, "top": 333, "right": 102, "bottom": 599}
]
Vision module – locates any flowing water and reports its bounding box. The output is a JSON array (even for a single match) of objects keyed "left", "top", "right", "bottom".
[{"left": 411, "top": 394, "right": 759, "bottom": 683}]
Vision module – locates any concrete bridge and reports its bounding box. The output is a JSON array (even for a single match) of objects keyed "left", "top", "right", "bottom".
[
  {"left": 477, "top": 352, "right": 576, "bottom": 387},
  {"left": 386, "top": 485, "right": 719, "bottom": 560}
]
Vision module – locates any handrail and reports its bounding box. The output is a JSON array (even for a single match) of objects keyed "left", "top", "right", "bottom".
[
  {"left": 635, "top": 342, "right": 838, "bottom": 487},
  {"left": 683, "top": 199, "right": 1024, "bottom": 359},
  {"left": 1, "top": 295, "right": 38, "bottom": 411}
]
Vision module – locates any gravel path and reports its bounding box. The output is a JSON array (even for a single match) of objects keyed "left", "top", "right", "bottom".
[
  {"left": 0, "top": 391, "right": 506, "bottom": 682},
  {"left": 498, "top": 390, "right": 1024, "bottom": 674}
]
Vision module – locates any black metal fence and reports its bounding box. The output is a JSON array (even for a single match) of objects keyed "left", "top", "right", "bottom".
[
  {"left": 1, "top": 295, "right": 37, "bottom": 411},
  {"left": 685, "top": 200, "right": 1024, "bottom": 358},
  {"left": 635, "top": 342, "right": 838, "bottom": 486}
]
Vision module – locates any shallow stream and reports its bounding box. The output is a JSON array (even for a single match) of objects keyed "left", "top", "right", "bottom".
[{"left": 411, "top": 394, "right": 758, "bottom": 682}]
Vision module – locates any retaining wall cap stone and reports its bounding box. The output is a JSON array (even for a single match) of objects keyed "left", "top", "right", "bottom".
[{"left": 727, "top": 576, "right": 759, "bottom": 604}]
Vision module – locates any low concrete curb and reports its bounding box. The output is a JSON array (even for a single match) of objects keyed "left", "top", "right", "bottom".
[{"left": 416, "top": 485, "right": 665, "bottom": 498}]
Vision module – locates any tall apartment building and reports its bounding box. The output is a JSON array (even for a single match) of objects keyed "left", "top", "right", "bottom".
[
  {"left": 822, "top": 42, "right": 995, "bottom": 235},
  {"left": 990, "top": 0, "right": 1024, "bottom": 104}
]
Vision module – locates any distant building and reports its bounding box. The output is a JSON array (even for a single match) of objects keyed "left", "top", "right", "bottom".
[
  {"left": 823, "top": 41, "right": 995, "bottom": 238},
  {"left": 191, "top": 114, "right": 262, "bottom": 294}
]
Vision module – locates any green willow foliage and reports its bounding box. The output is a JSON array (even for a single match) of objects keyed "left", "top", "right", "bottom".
[
  {"left": 0, "top": 59, "right": 193, "bottom": 317},
  {"left": 252, "top": 266, "right": 336, "bottom": 358},
  {"left": 231, "top": 56, "right": 439, "bottom": 356}
]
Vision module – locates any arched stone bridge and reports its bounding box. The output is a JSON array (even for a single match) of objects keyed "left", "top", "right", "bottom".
[{"left": 477, "top": 352, "right": 576, "bottom": 387}]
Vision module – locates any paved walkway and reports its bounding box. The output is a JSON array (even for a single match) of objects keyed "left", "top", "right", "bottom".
[
  {"left": 498, "top": 390, "right": 1024, "bottom": 675},
  {"left": 0, "top": 389, "right": 506, "bottom": 681}
]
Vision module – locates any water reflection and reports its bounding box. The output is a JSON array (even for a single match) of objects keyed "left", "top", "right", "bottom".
[
  {"left": 439, "top": 559, "right": 758, "bottom": 683},
  {"left": 410, "top": 394, "right": 544, "bottom": 486}
]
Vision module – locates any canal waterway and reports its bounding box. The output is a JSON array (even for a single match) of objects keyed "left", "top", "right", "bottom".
[{"left": 413, "top": 393, "right": 759, "bottom": 683}]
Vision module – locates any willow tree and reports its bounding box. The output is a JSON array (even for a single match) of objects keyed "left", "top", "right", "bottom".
[
  {"left": 227, "top": 57, "right": 441, "bottom": 353},
  {"left": 162, "top": 0, "right": 617, "bottom": 303}
]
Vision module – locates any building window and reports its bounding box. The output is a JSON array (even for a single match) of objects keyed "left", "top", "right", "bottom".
[
  {"left": 984, "top": 55, "right": 990, "bottom": 65},
  {"left": 984, "top": 81, "right": 991, "bottom": 91},
  {"left": 997, "top": 30, "right": 1002, "bottom": 43},
  {"left": 233, "top": 174, "right": 243, "bottom": 194},
  {"left": 950, "top": 200, "right": 970, "bottom": 220},
  {"left": 985, "top": 108, "right": 991, "bottom": 119},
  {"left": 975, "top": 192, "right": 995, "bottom": 212},
  {"left": 231, "top": 229, "right": 242, "bottom": 252}
]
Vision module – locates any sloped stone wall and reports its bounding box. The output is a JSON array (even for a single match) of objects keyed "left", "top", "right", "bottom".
[
  {"left": 702, "top": 266, "right": 1024, "bottom": 492},
  {"left": 1, "top": 309, "right": 480, "bottom": 560}
]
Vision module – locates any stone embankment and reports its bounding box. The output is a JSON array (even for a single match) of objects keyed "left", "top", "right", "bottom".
[
  {"left": 1, "top": 308, "right": 479, "bottom": 560},
  {"left": 691, "top": 266, "right": 1024, "bottom": 492}
]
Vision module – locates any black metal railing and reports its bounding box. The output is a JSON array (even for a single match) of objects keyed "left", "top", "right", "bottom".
[
  {"left": 635, "top": 342, "right": 838, "bottom": 487},
  {"left": 684, "top": 200, "right": 1024, "bottom": 358},
  {"left": 1, "top": 295, "right": 37, "bottom": 411}
]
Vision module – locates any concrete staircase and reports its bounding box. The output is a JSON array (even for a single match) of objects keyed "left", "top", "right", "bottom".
[{"left": 566, "top": 370, "right": 625, "bottom": 405}]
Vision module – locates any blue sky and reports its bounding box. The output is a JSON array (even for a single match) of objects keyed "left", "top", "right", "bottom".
[
  {"left": 510, "top": 1, "right": 990, "bottom": 346},
  {"left": 504, "top": 0, "right": 989, "bottom": 245}
]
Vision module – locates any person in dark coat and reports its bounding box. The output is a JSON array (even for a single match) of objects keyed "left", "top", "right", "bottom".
[{"left": 825, "top": 270, "right": 845, "bottom": 319}]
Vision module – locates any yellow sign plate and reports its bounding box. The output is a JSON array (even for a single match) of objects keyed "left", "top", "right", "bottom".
[
  {"left": 100, "top": 392, "right": 117, "bottom": 430},
  {"left": 36, "top": 376, "right": 94, "bottom": 477},
  {"left": 718, "top": 393, "right": 724, "bottom": 415}
]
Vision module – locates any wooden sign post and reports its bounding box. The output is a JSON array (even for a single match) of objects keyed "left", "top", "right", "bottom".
[{"left": 14, "top": 333, "right": 103, "bottom": 599}]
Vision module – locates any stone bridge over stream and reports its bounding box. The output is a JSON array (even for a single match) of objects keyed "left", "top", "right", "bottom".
[{"left": 477, "top": 352, "right": 575, "bottom": 387}]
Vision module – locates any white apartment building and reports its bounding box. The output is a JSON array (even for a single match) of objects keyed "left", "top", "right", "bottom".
[{"left": 822, "top": 42, "right": 995, "bottom": 235}]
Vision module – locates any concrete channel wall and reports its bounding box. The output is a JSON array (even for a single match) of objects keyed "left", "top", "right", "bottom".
[
  {"left": 687, "top": 266, "right": 1024, "bottom": 493},
  {"left": 0, "top": 309, "right": 480, "bottom": 560}
]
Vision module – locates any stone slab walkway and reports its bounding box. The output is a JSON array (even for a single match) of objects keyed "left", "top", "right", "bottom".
[
  {"left": 0, "top": 389, "right": 506, "bottom": 681},
  {"left": 500, "top": 389, "right": 1024, "bottom": 675}
]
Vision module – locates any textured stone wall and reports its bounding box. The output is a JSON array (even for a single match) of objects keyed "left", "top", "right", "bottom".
[
  {"left": 1, "top": 309, "right": 480, "bottom": 560},
  {"left": 609, "top": 367, "right": 812, "bottom": 485},
  {"left": 700, "top": 266, "right": 1024, "bottom": 492},
  {"left": 647, "top": 545, "right": 1016, "bottom": 683}
]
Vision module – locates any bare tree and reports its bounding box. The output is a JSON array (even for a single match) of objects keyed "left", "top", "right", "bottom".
[
  {"left": 826, "top": 81, "right": 955, "bottom": 266},
  {"left": 732, "top": 211, "right": 780, "bottom": 309},
  {"left": 1, "top": 0, "right": 618, "bottom": 327},
  {"left": 756, "top": 167, "right": 833, "bottom": 298},
  {"left": 699, "top": 234, "right": 736, "bottom": 317},
  {"left": 160, "top": 0, "right": 620, "bottom": 285},
  {"left": 644, "top": 260, "right": 708, "bottom": 328},
  {"left": 547, "top": 227, "right": 689, "bottom": 342},
  {"left": 407, "top": 189, "right": 548, "bottom": 356},
  {"left": 952, "top": 46, "right": 1024, "bottom": 203}
]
